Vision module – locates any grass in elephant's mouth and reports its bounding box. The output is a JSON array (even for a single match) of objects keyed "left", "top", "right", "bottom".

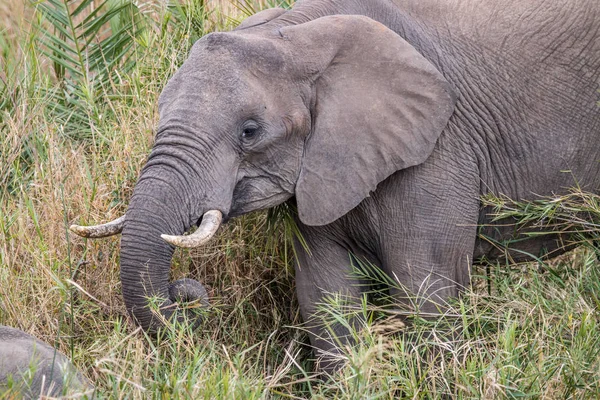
[{"left": 2, "top": 0, "right": 600, "bottom": 398}]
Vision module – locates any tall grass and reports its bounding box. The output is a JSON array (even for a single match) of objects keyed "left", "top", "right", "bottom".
[{"left": 1, "top": 1, "right": 600, "bottom": 398}]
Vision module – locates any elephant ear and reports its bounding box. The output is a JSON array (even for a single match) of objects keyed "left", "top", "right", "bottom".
[
  {"left": 280, "top": 15, "right": 457, "bottom": 226},
  {"left": 236, "top": 8, "right": 286, "bottom": 30}
]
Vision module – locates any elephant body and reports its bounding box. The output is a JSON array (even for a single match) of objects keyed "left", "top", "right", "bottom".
[
  {"left": 0, "top": 325, "right": 92, "bottom": 398},
  {"left": 73, "top": 0, "right": 600, "bottom": 371}
]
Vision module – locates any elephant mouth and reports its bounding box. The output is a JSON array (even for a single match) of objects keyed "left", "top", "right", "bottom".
[
  {"left": 229, "top": 191, "right": 293, "bottom": 217},
  {"left": 231, "top": 176, "right": 293, "bottom": 214}
]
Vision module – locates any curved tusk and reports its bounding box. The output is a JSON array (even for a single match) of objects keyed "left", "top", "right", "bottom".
[
  {"left": 69, "top": 215, "right": 126, "bottom": 238},
  {"left": 161, "top": 210, "right": 222, "bottom": 248}
]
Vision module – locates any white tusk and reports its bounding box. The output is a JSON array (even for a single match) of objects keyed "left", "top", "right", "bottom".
[
  {"left": 69, "top": 215, "right": 125, "bottom": 238},
  {"left": 161, "top": 210, "right": 222, "bottom": 248}
]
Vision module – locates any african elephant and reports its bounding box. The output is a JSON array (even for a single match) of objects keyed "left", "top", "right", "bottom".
[
  {"left": 0, "top": 325, "right": 92, "bottom": 398},
  {"left": 71, "top": 0, "right": 600, "bottom": 370}
]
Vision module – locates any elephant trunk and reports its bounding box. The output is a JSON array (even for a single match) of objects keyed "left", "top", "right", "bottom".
[{"left": 119, "top": 156, "right": 211, "bottom": 332}]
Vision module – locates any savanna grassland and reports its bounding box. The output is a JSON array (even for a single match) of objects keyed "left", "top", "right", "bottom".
[{"left": 2, "top": 1, "right": 600, "bottom": 398}]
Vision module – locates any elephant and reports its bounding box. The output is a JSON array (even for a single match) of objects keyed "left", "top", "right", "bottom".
[
  {"left": 70, "top": 0, "right": 600, "bottom": 371},
  {"left": 0, "top": 325, "right": 92, "bottom": 398}
]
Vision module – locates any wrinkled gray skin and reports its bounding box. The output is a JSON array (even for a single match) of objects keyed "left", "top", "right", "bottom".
[
  {"left": 0, "top": 325, "right": 92, "bottom": 398},
  {"left": 118, "top": 0, "right": 600, "bottom": 370}
]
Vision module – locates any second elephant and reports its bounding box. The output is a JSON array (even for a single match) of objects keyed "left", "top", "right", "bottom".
[{"left": 0, "top": 325, "right": 92, "bottom": 398}]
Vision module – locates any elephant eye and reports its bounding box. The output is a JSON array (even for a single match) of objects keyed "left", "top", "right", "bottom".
[{"left": 241, "top": 121, "right": 260, "bottom": 140}]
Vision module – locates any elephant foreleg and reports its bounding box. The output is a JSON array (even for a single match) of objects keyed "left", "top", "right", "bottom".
[{"left": 293, "top": 225, "right": 375, "bottom": 374}]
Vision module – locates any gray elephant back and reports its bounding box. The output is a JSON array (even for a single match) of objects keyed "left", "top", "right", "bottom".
[{"left": 0, "top": 325, "right": 92, "bottom": 399}]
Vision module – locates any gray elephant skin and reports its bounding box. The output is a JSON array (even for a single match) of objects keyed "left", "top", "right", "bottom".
[
  {"left": 0, "top": 325, "right": 92, "bottom": 398},
  {"left": 71, "top": 0, "right": 600, "bottom": 370}
]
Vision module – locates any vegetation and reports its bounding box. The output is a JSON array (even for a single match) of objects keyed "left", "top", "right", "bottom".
[{"left": 1, "top": 0, "right": 600, "bottom": 397}]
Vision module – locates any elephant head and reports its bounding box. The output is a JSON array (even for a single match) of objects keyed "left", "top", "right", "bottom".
[{"left": 71, "top": 15, "right": 456, "bottom": 333}]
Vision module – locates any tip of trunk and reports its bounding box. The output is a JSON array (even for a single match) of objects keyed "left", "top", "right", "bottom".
[{"left": 127, "top": 278, "right": 210, "bottom": 335}]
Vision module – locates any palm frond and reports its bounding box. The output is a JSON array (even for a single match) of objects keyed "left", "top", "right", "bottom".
[
  {"left": 34, "top": 0, "right": 147, "bottom": 140},
  {"left": 167, "top": 0, "right": 211, "bottom": 46}
]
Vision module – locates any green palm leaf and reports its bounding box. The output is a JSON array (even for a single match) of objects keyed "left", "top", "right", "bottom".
[{"left": 34, "top": 0, "right": 146, "bottom": 140}]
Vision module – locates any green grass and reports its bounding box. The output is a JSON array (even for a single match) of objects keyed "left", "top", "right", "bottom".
[{"left": 2, "top": 1, "right": 600, "bottom": 398}]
